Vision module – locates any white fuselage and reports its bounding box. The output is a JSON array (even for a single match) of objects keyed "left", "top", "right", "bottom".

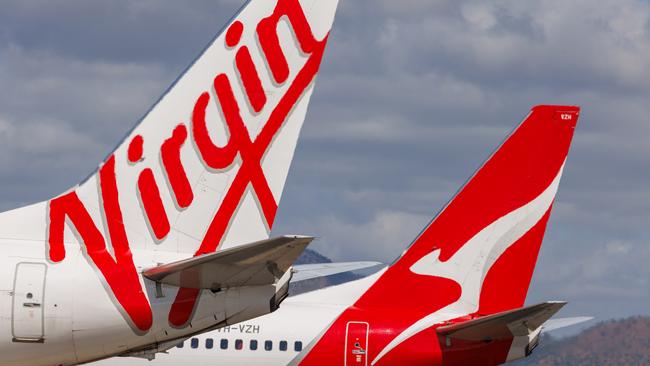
[
  {"left": 90, "top": 272, "right": 382, "bottom": 366},
  {"left": 92, "top": 301, "right": 332, "bottom": 366},
  {"left": 0, "top": 240, "right": 291, "bottom": 366}
]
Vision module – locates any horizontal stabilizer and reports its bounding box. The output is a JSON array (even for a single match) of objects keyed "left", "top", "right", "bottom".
[
  {"left": 542, "top": 316, "right": 593, "bottom": 333},
  {"left": 292, "top": 262, "right": 383, "bottom": 282},
  {"left": 143, "top": 236, "right": 313, "bottom": 290},
  {"left": 437, "top": 302, "right": 566, "bottom": 341}
]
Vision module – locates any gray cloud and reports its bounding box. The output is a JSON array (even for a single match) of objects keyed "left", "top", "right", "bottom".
[{"left": 0, "top": 0, "right": 648, "bottom": 325}]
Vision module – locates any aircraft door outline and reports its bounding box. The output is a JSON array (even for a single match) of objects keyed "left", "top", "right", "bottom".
[
  {"left": 345, "top": 321, "right": 370, "bottom": 366},
  {"left": 12, "top": 262, "right": 47, "bottom": 342}
]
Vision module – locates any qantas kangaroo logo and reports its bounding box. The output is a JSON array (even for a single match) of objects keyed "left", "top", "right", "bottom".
[
  {"left": 371, "top": 164, "right": 566, "bottom": 365},
  {"left": 46, "top": 0, "right": 330, "bottom": 334}
]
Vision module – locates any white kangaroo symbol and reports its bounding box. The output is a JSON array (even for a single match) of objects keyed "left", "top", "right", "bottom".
[{"left": 372, "top": 163, "right": 565, "bottom": 365}]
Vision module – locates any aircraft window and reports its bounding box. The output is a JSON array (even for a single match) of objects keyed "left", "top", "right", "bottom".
[
  {"left": 250, "top": 340, "right": 258, "bottom": 350},
  {"left": 206, "top": 339, "right": 214, "bottom": 349},
  {"left": 294, "top": 341, "right": 303, "bottom": 352},
  {"left": 191, "top": 338, "right": 199, "bottom": 349},
  {"left": 220, "top": 339, "right": 228, "bottom": 350},
  {"left": 235, "top": 339, "right": 243, "bottom": 350},
  {"left": 177, "top": 341, "right": 184, "bottom": 349},
  {"left": 279, "top": 341, "right": 288, "bottom": 351},
  {"left": 265, "top": 340, "right": 273, "bottom": 351}
]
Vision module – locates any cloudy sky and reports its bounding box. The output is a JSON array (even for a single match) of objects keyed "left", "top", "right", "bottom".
[{"left": 0, "top": 0, "right": 649, "bottom": 325}]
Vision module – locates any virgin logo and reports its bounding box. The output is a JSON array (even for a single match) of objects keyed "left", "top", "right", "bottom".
[{"left": 46, "top": 0, "right": 330, "bottom": 333}]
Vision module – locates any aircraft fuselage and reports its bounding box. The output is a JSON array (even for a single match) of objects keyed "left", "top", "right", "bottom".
[{"left": 0, "top": 240, "right": 289, "bottom": 366}]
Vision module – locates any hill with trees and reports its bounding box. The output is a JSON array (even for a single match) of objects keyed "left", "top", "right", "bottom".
[{"left": 515, "top": 317, "right": 650, "bottom": 365}]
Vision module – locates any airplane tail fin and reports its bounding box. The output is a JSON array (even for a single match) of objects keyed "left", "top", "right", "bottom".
[
  {"left": 0, "top": 0, "right": 340, "bottom": 332},
  {"left": 0, "top": 0, "right": 340, "bottom": 255},
  {"left": 291, "top": 106, "right": 580, "bottom": 366},
  {"left": 367, "top": 105, "right": 580, "bottom": 315},
  {"left": 349, "top": 105, "right": 578, "bottom": 365}
]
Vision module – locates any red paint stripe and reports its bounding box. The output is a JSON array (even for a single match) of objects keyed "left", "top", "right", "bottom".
[
  {"left": 249, "top": 164, "right": 277, "bottom": 228},
  {"left": 100, "top": 157, "right": 153, "bottom": 332},
  {"left": 138, "top": 168, "right": 170, "bottom": 240},
  {"left": 213, "top": 73, "right": 278, "bottom": 227},
  {"left": 213, "top": 73, "right": 250, "bottom": 143},
  {"left": 236, "top": 46, "right": 267, "bottom": 113},
  {"left": 169, "top": 5, "right": 328, "bottom": 326},
  {"left": 102, "top": 157, "right": 132, "bottom": 258},
  {"left": 48, "top": 157, "right": 153, "bottom": 332},
  {"left": 47, "top": 197, "right": 70, "bottom": 263},
  {"left": 169, "top": 287, "right": 201, "bottom": 328},
  {"left": 128, "top": 135, "right": 144, "bottom": 163},
  {"left": 477, "top": 207, "right": 553, "bottom": 315},
  {"left": 48, "top": 0, "right": 330, "bottom": 334},
  {"left": 169, "top": 0, "right": 327, "bottom": 327},
  {"left": 168, "top": 171, "right": 249, "bottom": 327},
  {"left": 298, "top": 107, "right": 580, "bottom": 365},
  {"left": 255, "top": 40, "right": 326, "bottom": 153},
  {"left": 257, "top": 0, "right": 317, "bottom": 84},
  {"left": 192, "top": 92, "right": 238, "bottom": 169},
  {"left": 161, "top": 124, "right": 194, "bottom": 209},
  {"left": 226, "top": 21, "right": 244, "bottom": 48}
]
